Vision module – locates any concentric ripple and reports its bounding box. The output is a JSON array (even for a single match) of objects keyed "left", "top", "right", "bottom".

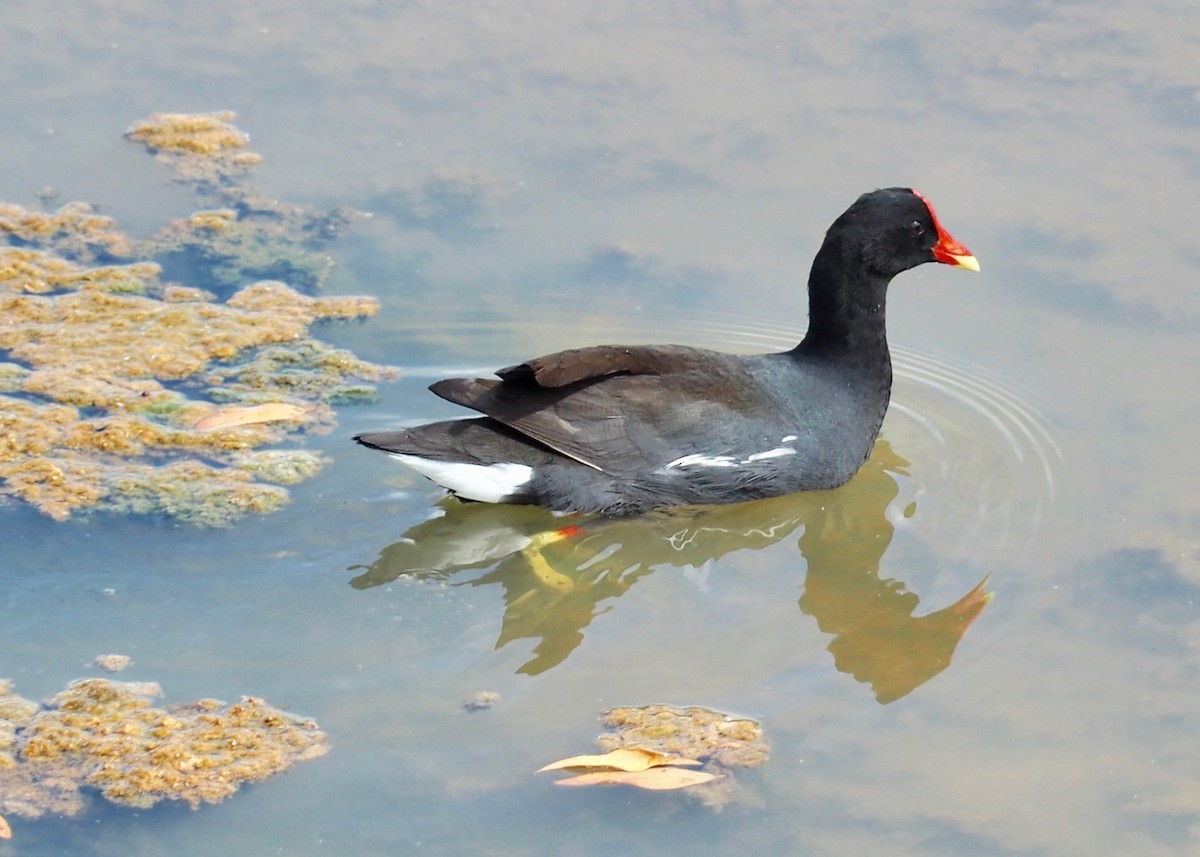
[
  {"left": 887, "top": 344, "right": 1063, "bottom": 562},
  {"left": 675, "top": 312, "right": 1063, "bottom": 561}
]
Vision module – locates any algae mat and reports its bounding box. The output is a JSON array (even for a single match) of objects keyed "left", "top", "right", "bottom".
[{"left": 0, "top": 112, "right": 395, "bottom": 526}]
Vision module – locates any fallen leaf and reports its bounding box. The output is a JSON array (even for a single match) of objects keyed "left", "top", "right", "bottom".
[
  {"left": 194, "top": 403, "right": 307, "bottom": 431},
  {"left": 553, "top": 767, "right": 721, "bottom": 790},
  {"left": 537, "top": 747, "right": 701, "bottom": 773},
  {"left": 0, "top": 812, "right": 10, "bottom": 839}
]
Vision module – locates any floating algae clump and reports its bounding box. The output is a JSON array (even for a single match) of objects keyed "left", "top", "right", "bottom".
[
  {"left": 126, "top": 111, "right": 262, "bottom": 185},
  {"left": 0, "top": 261, "right": 384, "bottom": 524},
  {"left": 0, "top": 203, "right": 136, "bottom": 264},
  {"left": 0, "top": 112, "right": 396, "bottom": 525},
  {"left": 595, "top": 704, "right": 770, "bottom": 809},
  {"left": 0, "top": 678, "right": 327, "bottom": 818}
]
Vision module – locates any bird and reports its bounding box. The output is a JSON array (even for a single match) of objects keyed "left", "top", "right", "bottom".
[{"left": 355, "top": 187, "right": 978, "bottom": 515}]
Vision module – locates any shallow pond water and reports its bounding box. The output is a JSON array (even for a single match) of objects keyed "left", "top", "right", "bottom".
[{"left": 1, "top": 1, "right": 1198, "bottom": 854}]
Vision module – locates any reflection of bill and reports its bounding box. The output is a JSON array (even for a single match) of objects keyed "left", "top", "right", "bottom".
[{"left": 349, "top": 440, "right": 990, "bottom": 700}]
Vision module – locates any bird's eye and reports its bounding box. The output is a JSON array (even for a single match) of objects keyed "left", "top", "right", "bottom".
[{"left": 909, "top": 220, "right": 924, "bottom": 237}]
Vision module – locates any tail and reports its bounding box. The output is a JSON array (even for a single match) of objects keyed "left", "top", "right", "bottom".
[{"left": 355, "top": 418, "right": 559, "bottom": 503}]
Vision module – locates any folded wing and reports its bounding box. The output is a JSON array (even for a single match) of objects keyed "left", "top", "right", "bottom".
[{"left": 431, "top": 344, "right": 786, "bottom": 476}]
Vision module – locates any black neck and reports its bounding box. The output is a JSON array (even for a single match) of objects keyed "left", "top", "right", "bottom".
[{"left": 793, "top": 236, "right": 891, "bottom": 364}]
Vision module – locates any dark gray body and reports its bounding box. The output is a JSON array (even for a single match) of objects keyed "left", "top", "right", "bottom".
[
  {"left": 355, "top": 343, "right": 892, "bottom": 515},
  {"left": 355, "top": 187, "right": 974, "bottom": 515}
]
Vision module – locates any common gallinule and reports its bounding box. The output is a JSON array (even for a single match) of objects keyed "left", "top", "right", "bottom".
[{"left": 356, "top": 187, "right": 978, "bottom": 514}]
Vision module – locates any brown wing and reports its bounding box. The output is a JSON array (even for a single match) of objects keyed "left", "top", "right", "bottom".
[
  {"left": 495, "top": 344, "right": 700, "bottom": 387},
  {"left": 431, "top": 347, "right": 784, "bottom": 475}
]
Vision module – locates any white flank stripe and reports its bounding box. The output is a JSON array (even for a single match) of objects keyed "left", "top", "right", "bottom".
[
  {"left": 745, "top": 446, "right": 797, "bottom": 463},
  {"left": 390, "top": 454, "right": 532, "bottom": 503},
  {"left": 664, "top": 453, "right": 737, "bottom": 470},
  {"left": 664, "top": 444, "right": 797, "bottom": 470}
]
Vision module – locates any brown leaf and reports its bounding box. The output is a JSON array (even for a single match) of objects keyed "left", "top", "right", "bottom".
[
  {"left": 194, "top": 403, "right": 307, "bottom": 431},
  {"left": 0, "top": 812, "right": 11, "bottom": 839},
  {"left": 537, "top": 747, "right": 702, "bottom": 773},
  {"left": 553, "top": 767, "right": 721, "bottom": 790}
]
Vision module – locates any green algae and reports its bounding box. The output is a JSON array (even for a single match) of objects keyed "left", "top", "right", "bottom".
[
  {"left": 100, "top": 460, "right": 294, "bottom": 527},
  {"left": 0, "top": 677, "right": 327, "bottom": 818},
  {"left": 203, "top": 339, "right": 387, "bottom": 404},
  {"left": 0, "top": 113, "right": 396, "bottom": 525},
  {"left": 230, "top": 449, "right": 329, "bottom": 485}
]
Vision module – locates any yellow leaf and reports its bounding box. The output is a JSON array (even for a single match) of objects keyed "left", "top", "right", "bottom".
[
  {"left": 537, "top": 747, "right": 702, "bottom": 773},
  {"left": 0, "top": 812, "right": 10, "bottom": 839},
  {"left": 553, "top": 767, "right": 721, "bottom": 790},
  {"left": 194, "top": 403, "right": 307, "bottom": 431}
]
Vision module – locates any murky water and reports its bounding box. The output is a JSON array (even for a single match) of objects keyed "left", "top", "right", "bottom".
[{"left": 2, "top": 1, "right": 1198, "bottom": 854}]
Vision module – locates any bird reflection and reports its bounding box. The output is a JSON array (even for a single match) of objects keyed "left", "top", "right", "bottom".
[{"left": 349, "top": 439, "right": 990, "bottom": 702}]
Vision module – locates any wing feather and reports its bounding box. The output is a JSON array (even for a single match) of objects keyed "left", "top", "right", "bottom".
[
  {"left": 431, "top": 347, "right": 788, "bottom": 475},
  {"left": 495, "top": 344, "right": 701, "bottom": 387}
]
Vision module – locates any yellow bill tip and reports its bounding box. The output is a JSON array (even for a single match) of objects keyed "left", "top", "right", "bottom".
[{"left": 948, "top": 253, "right": 980, "bottom": 272}]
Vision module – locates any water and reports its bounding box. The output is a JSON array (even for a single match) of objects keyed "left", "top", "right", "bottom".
[{"left": 2, "top": 1, "right": 1199, "bottom": 854}]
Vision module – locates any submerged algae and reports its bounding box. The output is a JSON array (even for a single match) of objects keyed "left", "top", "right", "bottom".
[
  {"left": 0, "top": 113, "right": 396, "bottom": 525},
  {"left": 0, "top": 678, "right": 327, "bottom": 818},
  {"left": 147, "top": 199, "right": 360, "bottom": 294},
  {"left": 127, "top": 111, "right": 362, "bottom": 294}
]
